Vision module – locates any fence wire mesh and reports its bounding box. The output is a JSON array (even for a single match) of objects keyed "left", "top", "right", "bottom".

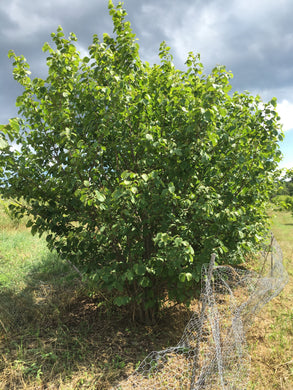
[{"left": 114, "top": 235, "right": 288, "bottom": 390}]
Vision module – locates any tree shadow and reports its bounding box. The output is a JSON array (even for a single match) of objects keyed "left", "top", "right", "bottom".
[{"left": 0, "top": 252, "right": 194, "bottom": 389}]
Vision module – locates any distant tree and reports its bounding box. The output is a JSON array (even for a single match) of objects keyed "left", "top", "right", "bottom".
[
  {"left": 274, "top": 168, "right": 293, "bottom": 197},
  {"left": 0, "top": 1, "right": 283, "bottom": 323},
  {"left": 284, "top": 169, "right": 293, "bottom": 197},
  {"left": 279, "top": 169, "right": 293, "bottom": 213}
]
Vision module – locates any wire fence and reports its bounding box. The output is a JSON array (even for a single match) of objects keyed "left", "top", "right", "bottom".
[{"left": 114, "top": 235, "right": 288, "bottom": 390}]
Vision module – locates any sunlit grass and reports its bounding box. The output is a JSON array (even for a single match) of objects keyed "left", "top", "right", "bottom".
[{"left": 247, "top": 208, "right": 293, "bottom": 390}]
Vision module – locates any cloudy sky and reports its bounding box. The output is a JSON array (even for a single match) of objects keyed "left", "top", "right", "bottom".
[{"left": 1, "top": 0, "right": 292, "bottom": 168}]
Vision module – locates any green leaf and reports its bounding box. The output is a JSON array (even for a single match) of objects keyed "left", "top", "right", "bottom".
[
  {"left": 26, "top": 220, "right": 33, "bottom": 228},
  {"left": 31, "top": 225, "right": 38, "bottom": 236},
  {"left": 0, "top": 137, "right": 8, "bottom": 149},
  {"left": 179, "top": 272, "right": 193, "bottom": 283},
  {"left": 139, "top": 276, "right": 151, "bottom": 287},
  {"left": 42, "top": 42, "right": 50, "bottom": 52},
  {"left": 168, "top": 183, "right": 175, "bottom": 194},
  {"left": 125, "top": 270, "right": 134, "bottom": 281},
  {"left": 9, "top": 118, "right": 20, "bottom": 132},
  {"left": 179, "top": 273, "right": 186, "bottom": 282},
  {"left": 94, "top": 190, "right": 106, "bottom": 202},
  {"left": 121, "top": 171, "right": 130, "bottom": 180},
  {"left": 145, "top": 134, "right": 153, "bottom": 141},
  {"left": 113, "top": 296, "right": 131, "bottom": 307},
  {"left": 133, "top": 264, "right": 146, "bottom": 276},
  {"left": 185, "top": 273, "right": 193, "bottom": 282}
]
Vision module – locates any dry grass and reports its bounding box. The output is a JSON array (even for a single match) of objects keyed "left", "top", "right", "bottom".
[
  {"left": 0, "top": 288, "right": 192, "bottom": 389},
  {"left": 0, "top": 202, "right": 292, "bottom": 389}
]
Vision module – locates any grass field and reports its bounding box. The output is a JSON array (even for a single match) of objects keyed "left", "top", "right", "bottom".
[
  {"left": 0, "top": 202, "right": 292, "bottom": 389},
  {"left": 246, "top": 209, "right": 293, "bottom": 389}
]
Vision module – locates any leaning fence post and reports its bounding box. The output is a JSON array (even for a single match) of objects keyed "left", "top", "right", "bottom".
[
  {"left": 190, "top": 253, "right": 216, "bottom": 390},
  {"left": 270, "top": 233, "right": 274, "bottom": 277}
]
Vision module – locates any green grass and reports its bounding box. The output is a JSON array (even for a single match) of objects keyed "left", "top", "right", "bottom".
[
  {"left": 247, "top": 208, "right": 293, "bottom": 390},
  {"left": 0, "top": 201, "right": 292, "bottom": 389},
  {"left": 0, "top": 203, "right": 100, "bottom": 388},
  {"left": 0, "top": 202, "right": 172, "bottom": 389}
]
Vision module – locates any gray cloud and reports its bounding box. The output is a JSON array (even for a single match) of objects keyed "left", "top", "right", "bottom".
[
  {"left": 143, "top": 0, "right": 293, "bottom": 96},
  {"left": 0, "top": 0, "right": 112, "bottom": 123},
  {"left": 1, "top": 0, "right": 293, "bottom": 122}
]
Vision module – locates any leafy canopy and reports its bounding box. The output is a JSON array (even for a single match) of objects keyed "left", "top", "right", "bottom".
[{"left": 0, "top": 1, "right": 283, "bottom": 322}]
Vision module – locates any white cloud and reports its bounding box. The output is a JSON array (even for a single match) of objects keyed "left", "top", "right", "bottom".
[
  {"left": 277, "top": 100, "right": 293, "bottom": 132},
  {"left": 2, "top": 1, "right": 55, "bottom": 39},
  {"left": 154, "top": 2, "right": 229, "bottom": 67}
]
